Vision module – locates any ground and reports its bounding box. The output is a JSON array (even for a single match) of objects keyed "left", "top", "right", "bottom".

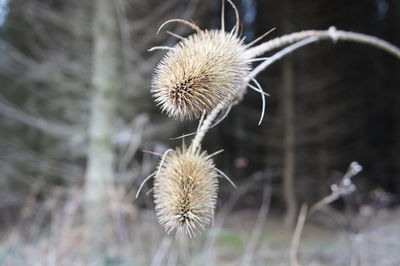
[{"left": 1, "top": 206, "right": 399, "bottom": 266}]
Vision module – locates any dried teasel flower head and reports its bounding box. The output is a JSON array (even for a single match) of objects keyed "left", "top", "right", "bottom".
[
  {"left": 153, "top": 145, "right": 219, "bottom": 237},
  {"left": 152, "top": 30, "right": 251, "bottom": 120},
  {"left": 151, "top": 23, "right": 251, "bottom": 120},
  {"left": 150, "top": 0, "right": 273, "bottom": 123}
]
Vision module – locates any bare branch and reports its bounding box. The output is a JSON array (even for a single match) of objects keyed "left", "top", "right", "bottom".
[
  {"left": 245, "top": 27, "right": 400, "bottom": 59},
  {"left": 0, "top": 96, "right": 77, "bottom": 137}
]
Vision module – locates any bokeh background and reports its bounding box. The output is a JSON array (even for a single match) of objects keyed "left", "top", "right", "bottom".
[{"left": 0, "top": 0, "right": 399, "bottom": 265}]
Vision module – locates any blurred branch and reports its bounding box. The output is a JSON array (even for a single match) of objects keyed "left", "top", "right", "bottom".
[
  {"left": 309, "top": 162, "right": 362, "bottom": 215},
  {"left": 241, "top": 184, "right": 271, "bottom": 266},
  {"left": 289, "top": 162, "right": 363, "bottom": 266},
  {"left": 150, "top": 236, "right": 173, "bottom": 266},
  {"left": 116, "top": 114, "right": 149, "bottom": 173},
  {"left": 290, "top": 203, "right": 308, "bottom": 266},
  {"left": 0, "top": 96, "right": 78, "bottom": 137}
]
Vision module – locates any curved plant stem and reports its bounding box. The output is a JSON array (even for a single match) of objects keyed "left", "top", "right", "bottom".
[
  {"left": 290, "top": 204, "right": 308, "bottom": 266},
  {"left": 190, "top": 37, "right": 320, "bottom": 148},
  {"left": 191, "top": 27, "right": 400, "bottom": 149},
  {"left": 191, "top": 104, "right": 223, "bottom": 150},
  {"left": 248, "top": 36, "right": 319, "bottom": 81},
  {"left": 244, "top": 26, "right": 400, "bottom": 59}
]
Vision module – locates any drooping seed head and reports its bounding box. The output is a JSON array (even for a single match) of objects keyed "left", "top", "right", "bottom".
[
  {"left": 153, "top": 145, "right": 219, "bottom": 237},
  {"left": 152, "top": 29, "right": 251, "bottom": 120}
]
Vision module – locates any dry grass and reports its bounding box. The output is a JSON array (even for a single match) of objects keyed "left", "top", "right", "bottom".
[{"left": 1, "top": 180, "right": 399, "bottom": 266}]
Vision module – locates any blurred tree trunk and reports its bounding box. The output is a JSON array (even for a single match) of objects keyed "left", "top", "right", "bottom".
[
  {"left": 281, "top": 0, "right": 297, "bottom": 228},
  {"left": 282, "top": 57, "right": 297, "bottom": 227},
  {"left": 85, "top": 0, "right": 119, "bottom": 253},
  {"left": 315, "top": 75, "right": 330, "bottom": 198},
  {"left": 389, "top": 0, "right": 400, "bottom": 192}
]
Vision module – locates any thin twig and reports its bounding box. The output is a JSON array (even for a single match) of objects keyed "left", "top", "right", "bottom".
[
  {"left": 241, "top": 184, "right": 271, "bottom": 266},
  {"left": 216, "top": 168, "right": 237, "bottom": 189},
  {"left": 289, "top": 162, "right": 363, "bottom": 265},
  {"left": 309, "top": 161, "right": 362, "bottom": 215},
  {"left": 201, "top": 178, "right": 255, "bottom": 263},
  {"left": 135, "top": 172, "right": 155, "bottom": 199},
  {"left": 156, "top": 19, "right": 201, "bottom": 35},
  {"left": 248, "top": 37, "right": 319, "bottom": 81},
  {"left": 170, "top": 105, "right": 231, "bottom": 141},
  {"left": 290, "top": 204, "right": 308, "bottom": 266},
  {"left": 150, "top": 236, "right": 173, "bottom": 266},
  {"left": 0, "top": 96, "right": 77, "bottom": 137},
  {"left": 190, "top": 104, "right": 224, "bottom": 150}
]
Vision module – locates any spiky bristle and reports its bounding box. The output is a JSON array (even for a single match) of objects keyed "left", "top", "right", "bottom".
[
  {"left": 153, "top": 145, "right": 219, "bottom": 237},
  {"left": 152, "top": 29, "right": 251, "bottom": 120}
]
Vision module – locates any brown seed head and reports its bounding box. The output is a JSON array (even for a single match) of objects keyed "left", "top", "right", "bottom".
[
  {"left": 153, "top": 145, "right": 219, "bottom": 237},
  {"left": 152, "top": 29, "right": 251, "bottom": 120}
]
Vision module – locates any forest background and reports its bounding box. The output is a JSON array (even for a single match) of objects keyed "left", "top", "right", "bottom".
[{"left": 0, "top": 0, "right": 399, "bottom": 265}]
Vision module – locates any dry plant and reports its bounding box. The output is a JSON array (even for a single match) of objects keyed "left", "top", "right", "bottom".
[
  {"left": 0, "top": 172, "right": 271, "bottom": 266},
  {"left": 289, "top": 161, "right": 363, "bottom": 266},
  {"left": 153, "top": 145, "right": 219, "bottom": 237},
  {"left": 136, "top": 0, "right": 400, "bottom": 237}
]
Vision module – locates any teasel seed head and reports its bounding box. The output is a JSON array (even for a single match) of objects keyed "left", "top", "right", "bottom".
[
  {"left": 153, "top": 145, "right": 219, "bottom": 237},
  {"left": 152, "top": 29, "right": 251, "bottom": 120}
]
